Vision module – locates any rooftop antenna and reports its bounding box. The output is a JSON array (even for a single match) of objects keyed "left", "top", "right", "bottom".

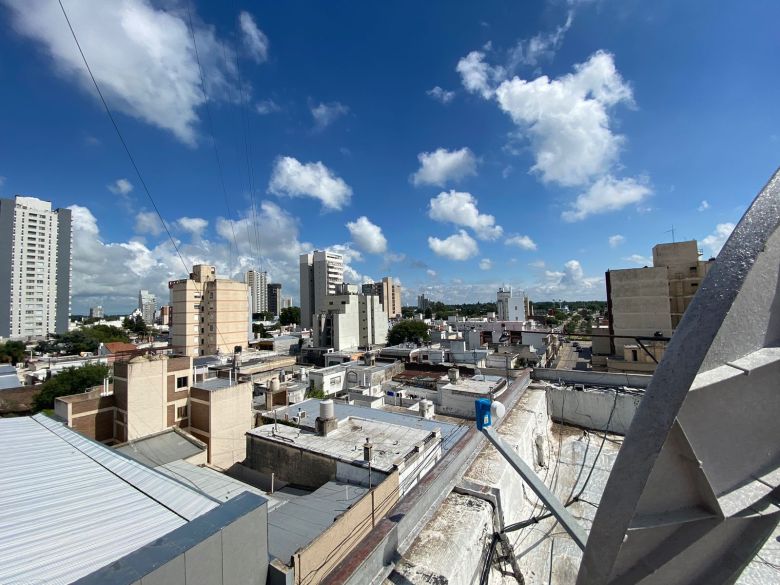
[{"left": 665, "top": 224, "right": 676, "bottom": 243}]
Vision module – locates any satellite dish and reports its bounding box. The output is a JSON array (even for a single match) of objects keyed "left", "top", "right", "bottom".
[{"left": 578, "top": 170, "right": 780, "bottom": 584}]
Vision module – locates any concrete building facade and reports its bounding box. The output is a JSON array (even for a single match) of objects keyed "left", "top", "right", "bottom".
[
  {"left": 56, "top": 354, "right": 253, "bottom": 469},
  {"left": 300, "top": 250, "right": 344, "bottom": 329},
  {"left": 312, "top": 284, "right": 388, "bottom": 350},
  {"left": 245, "top": 269, "right": 267, "bottom": 314},
  {"left": 267, "top": 282, "right": 282, "bottom": 317},
  {"left": 362, "top": 276, "right": 402, "bottom": 319},
  {"left": 606, "top": 240, "right": 712, "bottom": 354},
  {"left": 138, "top": 289, "right": 156, "bottom": 325},
  {"left": 497, "top": 286, "right": 525, "bottom": 321},
  {"left": 170, "top": 265, "right": 249, "bottom": 356},
  {"left": 0, "top": 195, "right": 72, "bottom": 338},
  {"left": 89, "top": 305, "right": 104, "bottom": 319}
]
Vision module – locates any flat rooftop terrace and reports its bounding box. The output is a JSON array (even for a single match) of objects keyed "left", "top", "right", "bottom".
[
  {"left": 249, "top": 417, "right": 436, "bottom": 473},
  {"left": 263, "top": 398, "right": 469, "bottom": 452}
]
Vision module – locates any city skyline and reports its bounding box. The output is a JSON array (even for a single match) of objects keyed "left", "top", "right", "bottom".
[{"left": 1, "top": 1, "right": 777, "bottom": 313}]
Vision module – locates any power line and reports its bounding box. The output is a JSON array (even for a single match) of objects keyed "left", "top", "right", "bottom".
[
  {"left": 57, "top": 0, "right": 191, "bottom": 275},
  {"left": 58, "top": 0, "right": 237, "bottom": 354},
  {"left": 184, "top": 2, "right": 240, "bottom": 270}
]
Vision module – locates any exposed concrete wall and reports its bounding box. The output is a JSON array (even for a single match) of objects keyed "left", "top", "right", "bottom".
[
  {"left": 546, "top": 385, "right": 641, "bottom": 435},
  {"left": 208, "top": 381, "right": 253, "bottom": 470},
  {"left": 532, "top": 367, "right": 652, "bottom": 389},
  {"left": 246, "top": 435, "right": 337, "bottom": 489},
  {"left": 393, "top": 388, "right": 551, "bottom": 584}
]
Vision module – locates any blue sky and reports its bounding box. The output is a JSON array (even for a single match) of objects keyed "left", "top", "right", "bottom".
[{"left": 1, "top": 0, "right": 778, "bottom": 313}]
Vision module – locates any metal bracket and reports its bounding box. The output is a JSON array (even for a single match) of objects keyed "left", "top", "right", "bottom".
[{"left": 481, "top": 426, "right": 589, "bottom": 550}]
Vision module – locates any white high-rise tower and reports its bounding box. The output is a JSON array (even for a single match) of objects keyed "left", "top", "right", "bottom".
[
  {"left": 0, "top": 196, "right": 72, "bottom": 338},
  {"left": 245, "top": 269, "right": 268, "bottom": 314}
]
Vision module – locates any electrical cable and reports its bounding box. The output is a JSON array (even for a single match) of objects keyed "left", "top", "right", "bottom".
[
  {"left": 58, "top": 0, "right": 235, "bottom": 354},
  {"left": 184, "top": 2, "right": 240, "bottom": 269}
]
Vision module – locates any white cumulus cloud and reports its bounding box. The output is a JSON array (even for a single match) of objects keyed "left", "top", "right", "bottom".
[
  {"left": 427, "top": 86, "right": 455, "bottom": 104},
  {"left": 310, "top": 101, "right": 349, "bottom": 130},
  {"left": 177, "top": 217, "right": 208, "bottom": 237},
  {"left": 508, "top": 12, "right": 573, "bottom": 69},
  {"left": 623, "top": 254, "right": 652, "bottom": 266},
  {"left": 456, "top": 50, "right": 505, "bottom": 99},
  {"left": 494, "top": 51, "right": 633, "bottom": 186},
  {"left": 530, "top": 259, "right": 603, "bottom": 299},
  {"left": 701, "top": 222, "right": 735, "bottom": 257},
  {"left": 562, "top": 175, "right": 651, "bottom": 222},
  {"left": 4, "top": 0, "right": 241, "bottom": 146},
  {"left": 412, "top": 147, "right": 478, "bottom": 187},
  {"left": 479, "top": 258, "right": 493, "bottom": 270},
  {"left": 268, "top": 156, "right": 352, "bottom": 210},
  {"left": 505, "top": 234, "right": 537, "bottom": 250},
  {"left": 239, "top": 11, "right": 269, "bottom": 63},
  {"left": 108, "top": 178, "right": 133, "bottom": 196},
  {"left": 135, "top": 211, "right": 163, "bottom": 236},
  {"left": 428, "top": 230, "right": 479, "bottom": 261},
  {"left": 256, "top": 99, "right": 280, "bottom": 115},
  {"left": 428, "top": 190, "right": 502, "bottom": 240},
  {"left": 608, "top": 234, "right": 625, "bottom": 248},
  {"left": 346, "top": 216, "right": 387, "bottom": 254},
  {"left": 698, "top": 200, "right": 710, "bottom": 211}
]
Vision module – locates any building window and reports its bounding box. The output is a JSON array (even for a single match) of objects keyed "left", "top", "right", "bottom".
[
  {"left": 176, "top": 405, "right": 187, "bottom": 419},
  {"left": 176, "top": 376, "right": 189, "bottom": 388}
]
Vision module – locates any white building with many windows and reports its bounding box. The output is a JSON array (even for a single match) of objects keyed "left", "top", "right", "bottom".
[
  {"left": 300, "top": 250, "right": 344, "bottom": 329},
  {"left": 245, "top": 269, "right": 268, "bottom": 315},
  {"left": 138, "top": 289, "right": 156, "bottom": 325},
  {"left": 0, "top": 196, "right": 71, "bottom": 338}
]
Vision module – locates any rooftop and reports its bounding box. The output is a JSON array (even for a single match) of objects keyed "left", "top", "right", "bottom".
[
  {"left": 442, "top": 374, "right": 505, "bottom": 396},
  {"left": 269, "top": 481, "right": 369, "bottom": 563},
  {"left": 249, "top": 417, "right": 436, "bottom": 473},
  {"left": 262, "top": 398, "right": 467, "bottom": 453},
  {"left": 193, "top": 376, "right": 246, "bottom": 391},
  {"left": 0, "top": 414, "right": 219, "bottom": 585},
  {"left": 0, "top": 364, "right": 20, "bottom": 390},
  {"left": 115, "top": 427, "right": 206, "bottom": 468}
]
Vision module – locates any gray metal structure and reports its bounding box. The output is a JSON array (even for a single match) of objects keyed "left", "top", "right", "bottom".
[
  {"left": 482, "top": 426, "right": 589, "bottom": 550},
  {"left": 577, "top": 170, "right": 780, "bottom": 584}
]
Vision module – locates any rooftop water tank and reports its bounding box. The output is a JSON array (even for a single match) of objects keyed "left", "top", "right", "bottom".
[
  {"left": 320, "top": 399, "right": 335, "bottom": 420},
  {"left": 269, "top": 378, "right": 280, "bottom": 393},
  {"left": 448, "top": 368, "right": 460, "bottom": 384}
]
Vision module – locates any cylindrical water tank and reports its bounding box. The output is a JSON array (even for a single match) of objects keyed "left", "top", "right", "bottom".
[
  {"left": 269, "top": 378, "right": 280, "bottom": 392},
  {"left": 448, "top": 368, "right": 460, "bottom": 384},
  {"left": 320, "top": 399, "right": 335, "bottom": 420}
]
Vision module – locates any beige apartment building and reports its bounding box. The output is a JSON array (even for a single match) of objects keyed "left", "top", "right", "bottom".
[
  {"left": 55, "top": 354, "right": 253, "bottom": 469},
  {"left": 606, "top": 240, "right": 713, "bottom": 359},
  {"left": 169, "top": 264, "right": 249, "bottom": 356},
  {"left": 361, "top": 276, "right": 402, "bottom": 319}
]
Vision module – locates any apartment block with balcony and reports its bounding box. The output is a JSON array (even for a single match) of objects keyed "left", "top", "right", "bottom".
[
  {"left": 0, "top": 195, "right": 72, "bottom": 338},
  {"left": 300, "top": 250, "right": 344, "bottom": 329},
  {"left": 170, "top": 264, "right": 249, "bottom": 356}
]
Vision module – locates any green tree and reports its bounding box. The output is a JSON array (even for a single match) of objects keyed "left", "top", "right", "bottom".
[
  {"left": 123, "top": 315, "right": 149, "bottom": 336},
  {"left": 252, "top": 323, "right": 272, "bottom": 338},
  {"left": 424, "top": 307, "right": 433, "bottom": 319},
  {"left": 37, "top": 325, "right": 130, "bottom": 355},
  {"left": 0, "top": 341, "right": 27, "bottom": 365},
  {"left": 279, "top": 306, "right": 301, "bottom": 326},
  {"left": 32, "top": 363, "right": 111, "bottom": 411},
  {"left": 388, "top": 320, "right": 431, "bottom": 346}
]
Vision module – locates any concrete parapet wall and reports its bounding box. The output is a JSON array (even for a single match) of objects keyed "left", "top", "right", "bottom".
[
  {"left": 293, "top": 471, "right": 399, "bottom": 585},
  {"left": 532, "top": 367, "right": 652, "bottom": 389},
  {"left": 546, "top": 385, "right": 641, "bottom": 435}
]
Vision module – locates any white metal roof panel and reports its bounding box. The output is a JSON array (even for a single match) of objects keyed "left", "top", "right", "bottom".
[{"left": 0, "top": 415, "right": 219, "bottom": 585}]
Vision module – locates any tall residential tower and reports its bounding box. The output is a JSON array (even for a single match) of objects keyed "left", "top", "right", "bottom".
[
  {"left": 245, "top": 269, "right": 267, "bottom": 315},
  {"left": 0, "top": 196, "right": 72, "bottom": 338},
  {"left": 138, "top": 290, "right": 156, "bottom": 325},
  {"left": 299, "top": 250, "right": 344, "bottom": 329},
  {"left": 169, "top": 265, "right": 249, "bottom": 356}
]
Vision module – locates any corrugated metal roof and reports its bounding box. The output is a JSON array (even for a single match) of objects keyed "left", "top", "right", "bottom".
[
  {"left": 0, "top": 414, "right": 220, "bottom": 585},
  {"left": 115, "top": 428, "right": 205, "bottom": 468},
  {"left": 268, "top": 481, "right": 369, "bottom": 562}
]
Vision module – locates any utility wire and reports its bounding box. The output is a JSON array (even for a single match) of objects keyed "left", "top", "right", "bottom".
[
  {"left": 58, "top": 0, "right": 191, "bottom": 274},
  {"left": 184, "top": 2, "right": 239, "bottom": 270},
  {"left": 58, "top": 0, "right": 236, "bottom": 354}
]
